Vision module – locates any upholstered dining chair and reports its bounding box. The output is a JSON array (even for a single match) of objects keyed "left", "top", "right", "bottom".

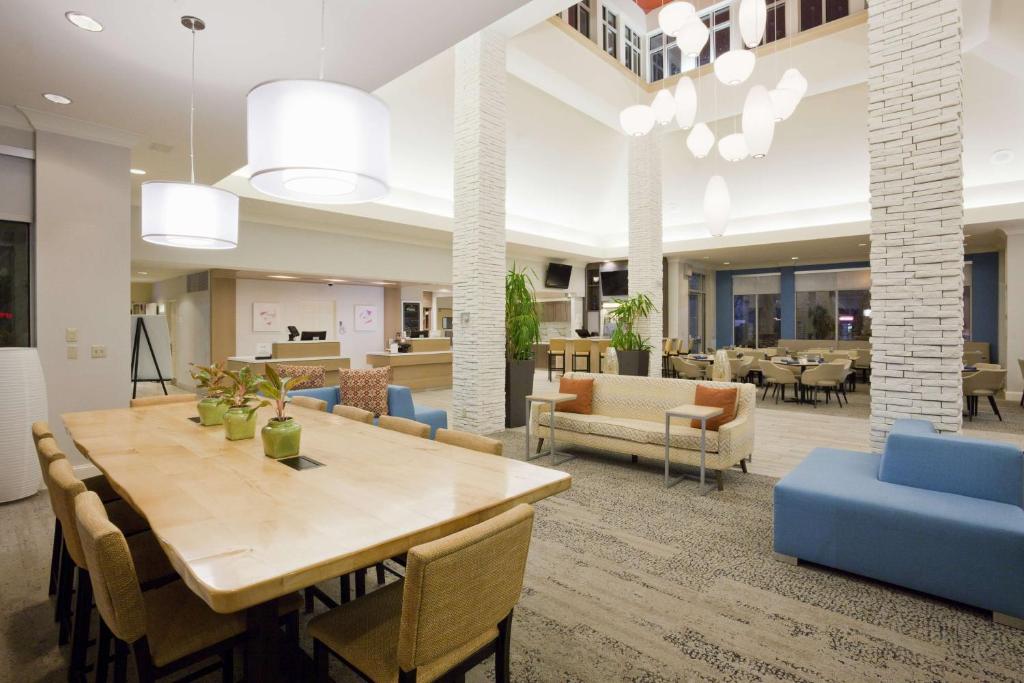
[
  {"left": 729, "top": 357, "right": 755, "bottom": 383},
  {"left": 963, "top": 350, "right": 984, "bottom": 367},
  {"left": 1019, "top": 359, "right": 1024, "bottom": 407},
  {"left": 436, "top": 428, "right": 503, "bottom": 456},
  {"left": 671, "top": 356, "right": 705, "bottom": 380},
  {"left": 854, "top": 348, "right": 872, "bottom": 382},
  {"left": 308, "top": 504, "right": 535, "bottom": 683},
  {"left": 129, "top": 394, "right": 196, "bottom": 408},
  {"left": 332, "top": 404, "right": 375, "bottom": 424},
  {"left": 570, "top": 338, "right": 592, "bottom": 372},
  {"left": 831, "top": 358, "right": 856, "bottom": 393},
  {"left": 291, "top": 395, "right": 328, "bottom": 412},
  {"left": 547, "top": 338, "right": 566, "bottom": 381},
  {"left": 74, "top": 491, "right": 302, "bottom": 683},
  {"left": 963, "top": 369, "right": 1007, "bottom": 421},
  {"left": 800, "top": 363, "right": 847, "bottom": 408},
  {"left": 379, "top": 415, "right": 431, "bottom": 439},
  {"left": 760, "top": 360, "right": 799, "bottom": 403}
]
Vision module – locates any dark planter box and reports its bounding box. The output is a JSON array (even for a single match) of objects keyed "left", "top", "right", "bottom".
[
  {"left": 616, "top": 349, "right": 650, "bottom": 377},
  {"left": 505, "top": 359, "right": 535, "bottom": 428}
]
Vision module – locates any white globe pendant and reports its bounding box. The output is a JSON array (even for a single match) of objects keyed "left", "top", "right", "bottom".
[
  {"left": 779, "top": 68, "right": 808, "bottom": 99},
  {"left": 717, "top": 133, "right": 749, "bottom": 162},
  {"left": 658, "top": 1, "right": 695, "bottom": 36},
  {"left": 686, "top": 122, "right": 715, "bottom": 159},
  {"left": 769, "top": 87, "right": 801, "bottom": 121},
  {"left": 652, "top": 89, "right": 676, "bottom": 125},
  {"left": 738, "top": 0, "right": 768, "bottom": 49},
  {"left": 674, "top": 77, "right": 697, "bottom": 130},
  {"left": 742, "top": 85, "right": 775, "bottom": 158},
  {"left": 247, "top": 80, "right": 390, "bottom": 204},
  {"left": 704, "top": 175, "right": 730, "bottom": 237},
  {"left": 142, "top": 182, "right": 239, "bottom": 249},
  {"left": 713, "top": 49, "right": 756, "bottom": 85},
  {"left": 677, "top": 16, "right": 709, "bottom": 57},
  {"left": 620, "top": 104, "right": 655, "bottom": 136}
]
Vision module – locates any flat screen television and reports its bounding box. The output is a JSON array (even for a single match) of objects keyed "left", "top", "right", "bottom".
[
  {"left": 600, "top": 270, "right": 628, "bottom": 297},
  {"left": 544, "top": 263, "right": 572, "bottom": 289}
]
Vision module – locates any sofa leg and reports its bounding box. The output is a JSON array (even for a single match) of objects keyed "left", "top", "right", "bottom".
[
  {"left": 739, "top": 459, "right": 748, "bottom": 474},
  {"left": 631, "top": 454, "right": 638, "bottom": 464},
  {"left": 536, "top": 438, "right": 544, "bottom": 454},
  {"left": 715, "top": 469, "right": 724, "bottom": 491},
  {"left": 773, "top": 553, "right": 799, "bottom": 566},
  {"left": 994, "top": 612, "right": 1024, "bottom": 630}
]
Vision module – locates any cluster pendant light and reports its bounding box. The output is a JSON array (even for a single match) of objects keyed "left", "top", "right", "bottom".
[{"left": 141, "top": 17, "right": 239, "bottom": 250}]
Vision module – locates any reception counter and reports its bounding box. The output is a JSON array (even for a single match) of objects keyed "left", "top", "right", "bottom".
[{"left": 366, "top": 351, "right": 453, "bottom": 390}]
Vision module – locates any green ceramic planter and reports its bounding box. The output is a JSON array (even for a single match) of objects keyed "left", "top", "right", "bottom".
[
  {"left": 196, "top": 398, "right": 228, "bottom": 426},
  {"left": 223, "top": 407, "right": 258, "bottom": 441},
  {"left": 262, "top": 417, "right": 302, "bottom": 459}
]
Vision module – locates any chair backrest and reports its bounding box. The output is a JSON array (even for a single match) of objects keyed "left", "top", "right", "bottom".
[
  {"left": 1019, "top": 358, "right": 1024, "bottom": 381},
  {"left": 761, "top": 360, "right": 791, "bottom": 382},
  {"left": 671, "top": 357, "right": 702, "bottom": 380},
  {"left": 32, "top": 420, "right": 53, "bottom": 445},
  {"left": 964, "top": 369, "right": 1007, "bottom": 393},
  {"left": 571, "top": 339, "right": 591, "bottom": 355},
  {"left": 963, "top": 350, "right": 984, "bottom": 366},
  {"left": 74, "top": 491, "right": 147, "bottom": 644},
  {"left": 379, "top": 415, "right": 430, "bottom": 439},
  {"left": 291, "top": 395, "right": 328, "bottom": 412},
  {"left": 332, "top": 404, "right": 374, "bottom": 424},
  {"left": 662, "top": 339, "right": 672, "bottom": 353},
  {"left": 854, "top": 349, "right": 872, "bottom": 368},
  {"left": 548, "top": 339, "right": 565, "bottom": 354},
  {"left": 48, "top": 459, "right": 88, "bottom": 568},
  {"left": 397, "top": 505, "right": 534, "bottom": 673},
  {"left": 435, "top": 429, "right": 502, "bottom": 456},
  {"left": 129, "top": 394, "right": 196, "bottom": 408},
  {"left": 36, "top": 437, "right": 67, "bottom": 496}
]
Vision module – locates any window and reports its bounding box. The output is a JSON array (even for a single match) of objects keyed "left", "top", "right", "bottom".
[
  {"left": 800, "top": 0, "right": 848, "bottom": 31},
  {"left": 602, "top": 7, "right": 618, "bottom": 58},
  {"left": 666, "top": 35, "right": 682, "bottom": 77},
  {"left": 567, "top": 0, "right": 592, "bottom": 39},
  {"left": 697, "top": 7, "right": 731, "bottom": 67},
  {"left": 733, "top": 274, "right": 780, "bottom": 348},
  {"left": 837, "top": 290, "right": 871, "bottom": 341},
  {"left": 688, "top": 272, "right": 706, "bottom": 351},
  {"left": 649, "top": 32, "right": 665, "bottom": 82},
  {"left": 0, "top": 220, "right": 31, "bottom": 347},
  {"left": 763, "top": 0, "right": 786, "bottom": 44},
  {"left": 795, "top": 270, "right": 870, "bottom": 342},
  {"left": 624, "top": 26, "right": 642, "bottom": 77}
]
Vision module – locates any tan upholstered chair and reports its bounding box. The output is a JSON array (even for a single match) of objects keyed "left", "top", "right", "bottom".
[
  {"left": 1019, "top": 359, "right": 1024, "bottom": 407},
  {"left": 963, "top": 369, "right": 1007, "bottom": 421},
  {"left": 74, "top": 490, "right": 301, "bottom": 683},
  {"left": 963, "top": 350, "right": 984, "bottom": 367},
  {"left": 547, "top": 339, "right": 566, "bottom": 381},
  {"left": 32, "top": 419, "right": 53, "bottom": 445},
  {"left": 129, "top": 394, "right": 196, "bottom": 408},
  {"left": 333, "top": 404, "right": 375, "bottom": 424},
  {"left": 309, "top": 504, "right": 535, "bottom": 683},
  {"left": 854, "top": 348, "right": 872, "bottom": 382},
  {"left": 436, "top": 428, "right": 502, "bottom": 456},
  {"left": 671, "top": 356, "right": 705, "bottom": 380},
  {"left": 379, "top": 415, "right": 430, "bottom": 439},
  {"left": 760, "top": 360, "right": 799, "bottom": 403},
  {"left": 729, "top": 357, "right": 755, "bottom": 383},
  {"left": 800, "top": 363, "right": 847, "bottom": 408},
  {"left": 570, "top": 338, "right": 592, "bottom": 372},
  {"left": 292, "top": 395, "right": 328, "bottom": 412}
]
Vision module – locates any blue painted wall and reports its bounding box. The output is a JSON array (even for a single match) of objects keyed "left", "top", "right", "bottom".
[{"left": 971, "top": 252, "right": 999, "bottom": 362}]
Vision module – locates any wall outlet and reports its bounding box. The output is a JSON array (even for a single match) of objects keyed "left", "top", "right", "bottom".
[
  {"left": 65, "top": 328, "right": 78, "bottom": 342},
  {"left": 67, "top": 346, "right": 78, "bottom": 360},
  {"left": 90, "top": 345, "right": 107, "bottom": 359}
]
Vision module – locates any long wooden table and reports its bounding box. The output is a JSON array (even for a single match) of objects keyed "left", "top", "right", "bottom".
[{"left": 63, "top": 402, "right": 571, "bottom": 682}]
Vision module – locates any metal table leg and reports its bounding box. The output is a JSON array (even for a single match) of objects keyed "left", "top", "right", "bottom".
[{"left": 549, "top": 400, "right": 575, "bottom": 465}]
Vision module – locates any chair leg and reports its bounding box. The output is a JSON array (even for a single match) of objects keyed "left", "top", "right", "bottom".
[
  {"left": 304, "top": 587, "right": 314, "bottom": 613},
  {"left": 376, "top": 562, "right": 386, "bottom": 587},
  {"left": 495, "top": 612, "right": 513, "bottom": 683},
  {"left": 355, "top": 569, "right": 366, "bottom": 598},
  {"left": 536, "top": 438, "right": 544, "bottom": 454},
  {"left": 49, "top": 520, "right": 62, "bottom": 597},
  {"left": 113, "top": 639, "right": 128, "bottom": 683},
  {"left": 221, "top": 648, "right": 234, "bottom": 683},
  {"left": 96, "top": 621, "right": 112, "bottom": 683},
  {"left": 340, "top": 574, "right": 351, "bottom": 604},
  {"left": 313, "top": 640, "right": 330, "bottom": 683},
  {"left": 69, "top": 567, "right": 93, "bottom": 682},
  {"left": 716, "top": 469, "right": 724, "bottom": 492},
  {"left": 988, "top": 395, "right": 1003, "bottom": 421},
  {"left": 56, "top": 547, "right": 75, "bottom": 645},
  {"left": 762, "top": 383, "right": 770, "bottom": 401},
  {"left": 740, "top": 459, "right": 748, "bottom": 474}
]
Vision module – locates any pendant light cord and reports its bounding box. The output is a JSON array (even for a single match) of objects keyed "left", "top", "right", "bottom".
[
  {"left": 188, "top": 24, "right": 197, "bottom": 184},
  {"left": 318, "top": 0, "right": 326, "bottom": 80}
]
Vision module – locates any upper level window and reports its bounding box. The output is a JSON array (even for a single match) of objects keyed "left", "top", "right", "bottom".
[
  {"left": 800, "top": 0, "right": 849, "bottom": 31},
  {"left": 697, "top": 7, "right": 731, "bottom": 67},
  {"left": 763, "top": 0, "right": 786, "bottom": 44},
  {"left": 649, "top": 32, "right": 665, "bottom": 82},
  {"left": 624, "top": 26, "right": 642, "bottom": 77},
  {"left": 602, "top": 7, "right": 618, "bottom": 58},
  {"left": 567, "top": 0, "right": 592, "bottom": 40}
]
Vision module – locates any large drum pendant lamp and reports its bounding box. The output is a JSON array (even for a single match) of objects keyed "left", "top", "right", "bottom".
[
  {"left": 742, "top": 85, "right": 776, "bottom": 158},
  {"left": 0, "top": 348, "right": 47, "bottom": 503},
  {"left": 704, "top": 175, "right": 730, "bottom": 237}
]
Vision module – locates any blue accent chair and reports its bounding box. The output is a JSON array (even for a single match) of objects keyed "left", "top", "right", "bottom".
[
  {"left": 289, "top": 385, "right": 448, "bottom": 438},
  {"left": 774, "top": 419, "right": 1024, "bottom": 625}
]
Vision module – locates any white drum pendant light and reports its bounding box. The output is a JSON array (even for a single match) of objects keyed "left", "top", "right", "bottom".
[
  {"left": 0, "top": 348, "right": 47, "bottom": 502},
  {"left": 677, "top": 16, "right": 709, "bottom": 57},
  {"left": 738, "top": 0, "right": 768, "bottom": 49},
  {"left": 779, "top": 68, "right": 809, "bottom": 99},
  {"left": 704, "top": 175, "right": 730, "bottom": 237},
  {"left": 674, "top": 77, "right": 697, "bottom": 130},
  {"left": 142, "top": 16, "right": 238, "bottom": 250},
  {"left": 620, "top": 104, "right": 656, "bottom": 136},
  {"left": 718, "top": 133, "right": 749, "bottom": 162},
  {"left": 686, "top": 122, "right": 715, "bottom": 159},
  {"left": 247, "top": 0, "right": 390, "bottom": 204},
  {"left": 742, "top": 85, "right": 775, "bottom": 158},
  {"left": 713, "top": 49, "right": 755, "bottom": 85},
  {"left": 769, "top": 87, "right": 801, "bottom": 121},
  {"left": 658, "top": 1, "right": 695, "bottom": 36},
  {"left": 652, "top": 88, "right": 676, "bottom": 125}
]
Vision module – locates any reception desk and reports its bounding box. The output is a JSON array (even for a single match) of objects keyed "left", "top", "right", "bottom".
[
  {"left": 366, "top": 351, "right": 453, "bottom": 390},
  {"left": 227, "top": 341, "right": 350, "bottom": 386}
]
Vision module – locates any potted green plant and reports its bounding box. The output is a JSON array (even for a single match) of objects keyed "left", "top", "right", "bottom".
[
  {"left": 505, "top": 265, "right": 541, "bottom": 428},
  {"left": 258, "top": 364, "right": 308, "bottom": 459},
  {"left": 189, "top": 363, "right": 230, "bottom": 426},
  {"left": 220, "top": 367, "right": 268, "bottom": 441},
  {"left": 609, "top": 293, "right": 657, "bottom": 376}
]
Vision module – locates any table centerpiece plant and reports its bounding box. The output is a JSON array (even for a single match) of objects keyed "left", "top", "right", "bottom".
[
  {"left": 257, "top": 364, "right": 309, "bottom": 459},
  {"left": 189, "top": 362, "right": 231, "bottom": 426},
  {"left": 608, "top": 293, "right": 656, "bottom": 376},
  {"left": 220, "top": 367, "right": 268, "bottom": 441}
]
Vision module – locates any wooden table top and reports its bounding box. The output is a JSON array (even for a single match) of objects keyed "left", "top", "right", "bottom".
[{"left": 63, "top": 402, "right": 571, "bottom": 613}]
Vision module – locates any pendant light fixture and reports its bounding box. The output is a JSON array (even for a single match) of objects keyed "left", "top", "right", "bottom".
[
  {"left": 686, "top": 123, "right": 715, "bottom": 159},
  {"left": 674, "top": 77, "right": 697, "bottom": 129},
  {"left": 713, "top": 50, "right": 756, "bottom": 85},
  {"left": 742, "top": 85, "right": 775, "bottom": 158},
  {"left": 620, "top": 104, "right": 656, "bottom": 136},
  {"left": 677, "top": 15, "right": 710, "bottom": 57},
  {"left": 651, "top": 88, "right": 676, "bottom": 125},
  {"left": 141, "top": 17, "right": 238, "bottom": 250},
  {"left": 738, "top": 0, "right": 767, "bottom": 49},
  {"left": 704, "top": 175, "right": 730, "bottom": 237},
  {"left": 658, "top": 1, "right": 695, "bottom": 36},
  {"left": 717, "top": 134, "right": 749, "bottom": 162},
  {"left": 246, "top": 0, "right": 390, "bottom": 204}
]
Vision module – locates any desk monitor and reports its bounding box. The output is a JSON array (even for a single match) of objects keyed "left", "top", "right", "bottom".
[
  {"left": 287, "top": 326, "right": 300, "bottom": 341},
  {"left": 300, "top": 330, "right": 327, "bottom": 341},
  {"left": 410, "top": 330, "right": 429, "bottom": 338}
]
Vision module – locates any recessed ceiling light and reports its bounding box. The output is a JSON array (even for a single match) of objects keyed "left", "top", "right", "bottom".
[
  {"left": 371, "top": 281, "right": 393, "bottom": 285},
  {"left": 723, "top": 262, "right": 731, "bottom": 265},
  {"left": 791, "top": 256, "right": 799, "bottom": 260},
  {"left": 43, "top": 93, "right": 72, "bottom": 105},
  {"left": 991, "top": 149, "right": 1015, "bottom": 165},
  {"left": 964, "top": 233, "right": 972, "bottom": 238},
  {"left": 702, "top": 256, "right": 709, "bottom": 260},
  {"left": 858, "top": 243, "right": 867, "bottom": 247},
  {"left": 268, "top": 275, "right": 296, "bottom": 280},
  {"left": 324, "top": 278, "right": 347, "bottom": 283},
  {"left": 65, "top": 11, "right": 103, "bottom": 32},
  {"left": 130, "top": 168, "right": 146, "bottom": 176},
  {"left": 137, "top": 271, "right": 148, "bottom": 275}
]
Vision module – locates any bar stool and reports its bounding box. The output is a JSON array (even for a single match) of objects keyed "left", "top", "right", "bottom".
[
  {"left": 570, "top": 339, "right": 591, "bottom": 372},
  {"left": 547, "top": 339, "right": 566, "bottom": 381}
]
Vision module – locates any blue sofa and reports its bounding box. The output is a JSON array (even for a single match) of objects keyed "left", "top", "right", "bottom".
[
  {"left": 289, "top": 385, "right": 447, "bottom": 438},
  {"left": 774, "top": 419, "right": 1024, "bottom": 624}
]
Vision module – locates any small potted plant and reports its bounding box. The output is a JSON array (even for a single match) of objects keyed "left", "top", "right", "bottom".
[
  {"left": 220, "top": 367, "right": 268, "bottom": 441},
  {"left": 189, "top": 363, "right": 230, "bottom": 426},
  {"left": 609, "top": 293, "right": 657, "bottom": 376},
  {"left": 258, "top": 364, "right": 308, "bottom": 459}
]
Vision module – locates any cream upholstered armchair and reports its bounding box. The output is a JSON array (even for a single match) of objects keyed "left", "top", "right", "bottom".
[
  {"left": 800, "top": 363, "right": 847, "bottom": 407},
  {"left": 671, "top": 356, "right": 705, "bottom": 380},
  {"left": 963, "top": 368, "right": 1006, "bottom": 421},
  {"left": 760, "top": 360, "right": 798, "bottom": 403},
  {"left": 729, "top": 356, "right": 755, "bottom": 383}
]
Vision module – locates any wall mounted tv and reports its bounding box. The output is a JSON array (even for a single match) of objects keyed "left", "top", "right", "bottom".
[
  {"left": 544, "top": 263, "right": 572, "bottom": 289},
  {"left": 600, "top": 270, "right": 628, "bottom": 297}
]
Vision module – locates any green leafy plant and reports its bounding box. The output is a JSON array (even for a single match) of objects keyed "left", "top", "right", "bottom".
[
  {"left": 258, "top": 364, "right": 309, "bottom": 421},
  {"left": 506, "top": 265, "right": 541, "bottom": 362},
  {"left": 609, "top": 293, "right": 657, "bottom": 352},
  {"left": 189, "top": 362, "right": 229, "bottom": 399},
  {"left": 220, "top": 367, "right": 269, "bottom": 416}
]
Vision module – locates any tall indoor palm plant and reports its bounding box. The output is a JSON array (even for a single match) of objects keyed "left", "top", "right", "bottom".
[
  {"left": 609, "top": 293, "right": 657, "bottom": 375},
  {"left": 505, "top": 265, "right": 541, "bottom": 427}
]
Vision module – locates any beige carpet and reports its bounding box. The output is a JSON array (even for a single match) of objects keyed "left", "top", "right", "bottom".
[{"left": 3, "top": 432, "right": 1023, "bottom": 682}]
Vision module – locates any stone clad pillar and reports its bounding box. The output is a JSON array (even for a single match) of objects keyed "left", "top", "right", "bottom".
[
  {"left": 451, "top": 29, "right": 507, "bottom": 434},
  {"left": 867, "top": 0, "right": 964, "bottom": 449},
  {"left": 627, "top": 134, "right": 663, "bottom": 377}
]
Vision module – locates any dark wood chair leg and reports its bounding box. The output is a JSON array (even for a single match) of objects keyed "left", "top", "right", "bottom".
[
  {"left": 49, "top": 520, "right": 62, "bottom": 597},
  {"left": 740, "top": 459, "right": 748, "bottom": 474},
  {"left": 304, "top": 587, "right": 314, "bottom": 613},
  {"left": 631, "top": 455, "right": 638, "bottom": 463},
  {"left": 536, "top": 438, "right": 544, "bottom": 454},
  {"left": 313, "top": 640, "right": 330, "bottom": 683},
  {"left": 495, "top": 612, "right": 513, "bottom": 683},
  {"left": 56, "top": 547, "right": 75, "bottom": 644},
  {"left": 988, "top": 395, "right": 1003, "bottom": 421},
  {"left": 96, "top": 621, "right": 112, "bottom": 683},
  {"left": 355, "top": 569, "right": 366, "bottom": 598},
  {"left": 376, "top": 563, "right": 386, "bottom": 586},
  {"left": 69, "top": 567, "right": 93, "bottom": 681},
  {"left": 221, "top": 648, "right": 234, "bottom": 683},
  {"left": 762, "top": 383, "right": 770, "bottom": 400},
  {"left": 113, "top": 638, "right": 129, "bottom": 683},
  {"left": 340, "top": 574, "right": 350, "bottom": 604},
  {"left": 716, "top": 470, "right": 724, "bottom": 491},
  {"left": 131, "top": 637, "right": 156, "bottom": 683}
]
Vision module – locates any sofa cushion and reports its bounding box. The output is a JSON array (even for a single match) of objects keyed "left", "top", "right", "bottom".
[
  {"left": 648, "top": 425, "right": 720, "bottom": 453},
  {"left": 558, "top": 377, "right": 594, "bottom": 414},
  {"left": 339, "top": 368, "right": 391, "bottom": 417},
  {"left": 586, "top": 417, "right": 661, "bottom": 445},
  {"left": 536, "top": 411, "right": 597, "bottom": 435},
  {"left": 690, "top": 384, "right": 737, "bottom": 431}
]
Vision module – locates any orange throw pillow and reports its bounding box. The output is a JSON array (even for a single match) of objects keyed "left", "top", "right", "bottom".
[
  {"left": 690, "top": 384, "right": 738, "bottom": 431},
  {"left": 558, "top": 377, "right": 594, "bottom": 415}
]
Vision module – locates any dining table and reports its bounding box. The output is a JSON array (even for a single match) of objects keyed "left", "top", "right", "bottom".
[{"left": 63, "top": 401, "right": 572, "bottom": 682}]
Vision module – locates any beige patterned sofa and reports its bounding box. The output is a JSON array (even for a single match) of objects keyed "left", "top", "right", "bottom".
[{"left": 530, "top": 373, "right": 756, "bottom": 490}]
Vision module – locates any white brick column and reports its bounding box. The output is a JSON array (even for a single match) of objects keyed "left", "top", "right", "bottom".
[
  {"left": 627, "top": 134, "right": 663, "bottom": 377},
  {"left": 868, "top": 0, "right": 964, "bottom": 450},
  {"left": 452, "top": 29, "right": 506, "bottom": 434}
]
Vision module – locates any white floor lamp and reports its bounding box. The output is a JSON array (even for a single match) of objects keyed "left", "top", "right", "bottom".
[{"left": 0, "top": 348, "right": 48, "bottom": 502}]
